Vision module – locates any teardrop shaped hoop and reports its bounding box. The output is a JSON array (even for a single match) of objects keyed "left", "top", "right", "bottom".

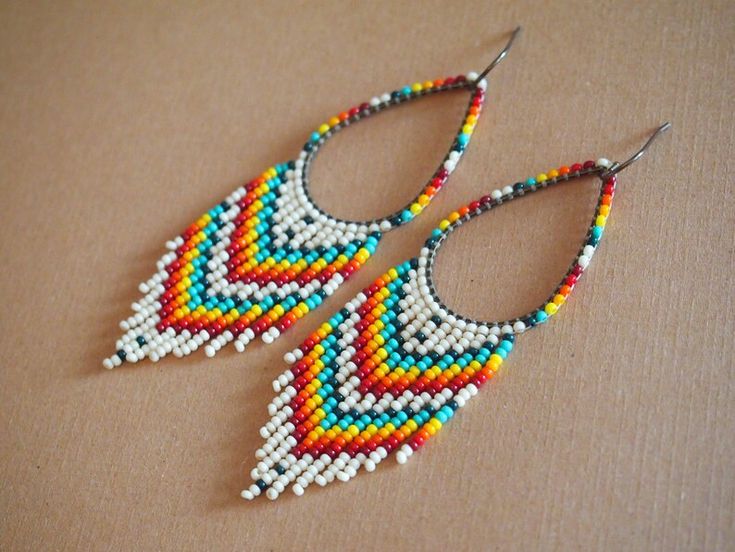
[
  {"left": 421, "top": 122, "right": 671, "bottom": 335},
  {"left": 422, "top": 161, "right": 610, "bottom": 334},
  {"left": 296, "top": 26, "right": 523, "bottom": 232},
  {"left": 298, "top": 76, "right": 486, "bottom": 231}
]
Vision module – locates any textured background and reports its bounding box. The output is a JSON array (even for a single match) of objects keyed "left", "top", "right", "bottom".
[{"left": 1, "top": 1, "right": 733, "bottom": 550}]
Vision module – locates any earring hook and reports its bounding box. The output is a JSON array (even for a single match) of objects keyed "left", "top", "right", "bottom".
[
  {"left": 474, "top": 26, "right": 522, "bottom": 84},
  {"left": 602, "top": 122, "right": 672, "bottom": 179}
]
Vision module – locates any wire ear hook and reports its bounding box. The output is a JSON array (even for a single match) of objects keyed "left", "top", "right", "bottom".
[
  {"left": 602, "top": 122, "right": 672, "bottom": 179},
  {"left": 474, "top": 26, "right": 522, "bottom": 84}
]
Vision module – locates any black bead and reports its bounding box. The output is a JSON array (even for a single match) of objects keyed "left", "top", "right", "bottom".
[
  {"left": 117, "top": 349, "right": 126, "bottom": 361},
  {"left": 136, "top": 336, "right": 146, "bottom": 346},
  {"left": 255, "top": 479, "right": 267, "bottom": 491}
]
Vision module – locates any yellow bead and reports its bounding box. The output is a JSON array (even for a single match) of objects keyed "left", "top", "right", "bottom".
[
  {"left": 462, "top": 124, "right": 474, "bottom": 134},
  {"left": 536, "top": 173, "right": 548, "bottom": 182},
  {"left": 545, "top": 302, "right": 558, "bottom": 315},
  {"left": 596, "top": 215, "right": 607, "bottom": 227},
  {"left": 411, "top": 82, "right": 422, "bottom": 92},
  {"left": 439, "top": 219, "right": 451, "bottom": 230},
  {"left": 410, "top": 203, "right": 422, "bottom": 215},
  {"left": 318, "top": 123, "right": 329, "bottom": 134},
  {"left": 430, "top": 418, "right": 442, "bottom": 431}
]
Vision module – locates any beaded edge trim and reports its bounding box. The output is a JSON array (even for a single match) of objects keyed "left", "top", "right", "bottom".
[
  {"left": 296, "top": 75, "right": 487, "bottom": 230},
  {"left": 421, "top": 160, "right": 616, "bottom": 334}
]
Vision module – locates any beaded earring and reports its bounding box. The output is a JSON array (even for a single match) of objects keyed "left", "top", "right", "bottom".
[
  {"left": 242, "top": 124, "right": 671, "bottom": 500},
  {"left": 103, "top": 28, "right": 522, "bottom": 368}
]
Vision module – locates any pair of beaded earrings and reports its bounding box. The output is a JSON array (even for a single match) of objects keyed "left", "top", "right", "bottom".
[{"left": 104, "top": 28, "right": 670, "bottom": 501}]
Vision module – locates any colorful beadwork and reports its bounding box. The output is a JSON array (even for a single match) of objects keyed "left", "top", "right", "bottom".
[
  {"left": 103, "top": 74, "right": 488, "bottom": 368},
  {"left": 243, "top": 159, "right": 617, "bottom": 500}
]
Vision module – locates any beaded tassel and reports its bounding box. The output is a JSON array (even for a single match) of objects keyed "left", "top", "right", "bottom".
[
  {"left": 103, "top": 74, "right": 487, "bottom": 368},
  {"left": 243, "top": 159, "right": 617, "bottom": 500}
]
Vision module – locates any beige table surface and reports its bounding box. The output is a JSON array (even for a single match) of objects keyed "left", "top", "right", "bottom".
[{"left": 1, "top": 1, "right": 733, "bottom": 550}]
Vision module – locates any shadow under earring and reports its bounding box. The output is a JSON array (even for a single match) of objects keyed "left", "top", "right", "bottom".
[
  {"left": 243, "top": 124, "right": 671, "bottom": 500},
  {"left": 103, "top": 27, "right": 522, "bottom": 368}
]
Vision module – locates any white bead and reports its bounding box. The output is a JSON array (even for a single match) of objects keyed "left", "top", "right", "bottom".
[
  {"left": 596, "top": 158, "right": 612, "bottom": 168},
  {"left": 578, "top": 254, "right": 590, "bottom": 269}
]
